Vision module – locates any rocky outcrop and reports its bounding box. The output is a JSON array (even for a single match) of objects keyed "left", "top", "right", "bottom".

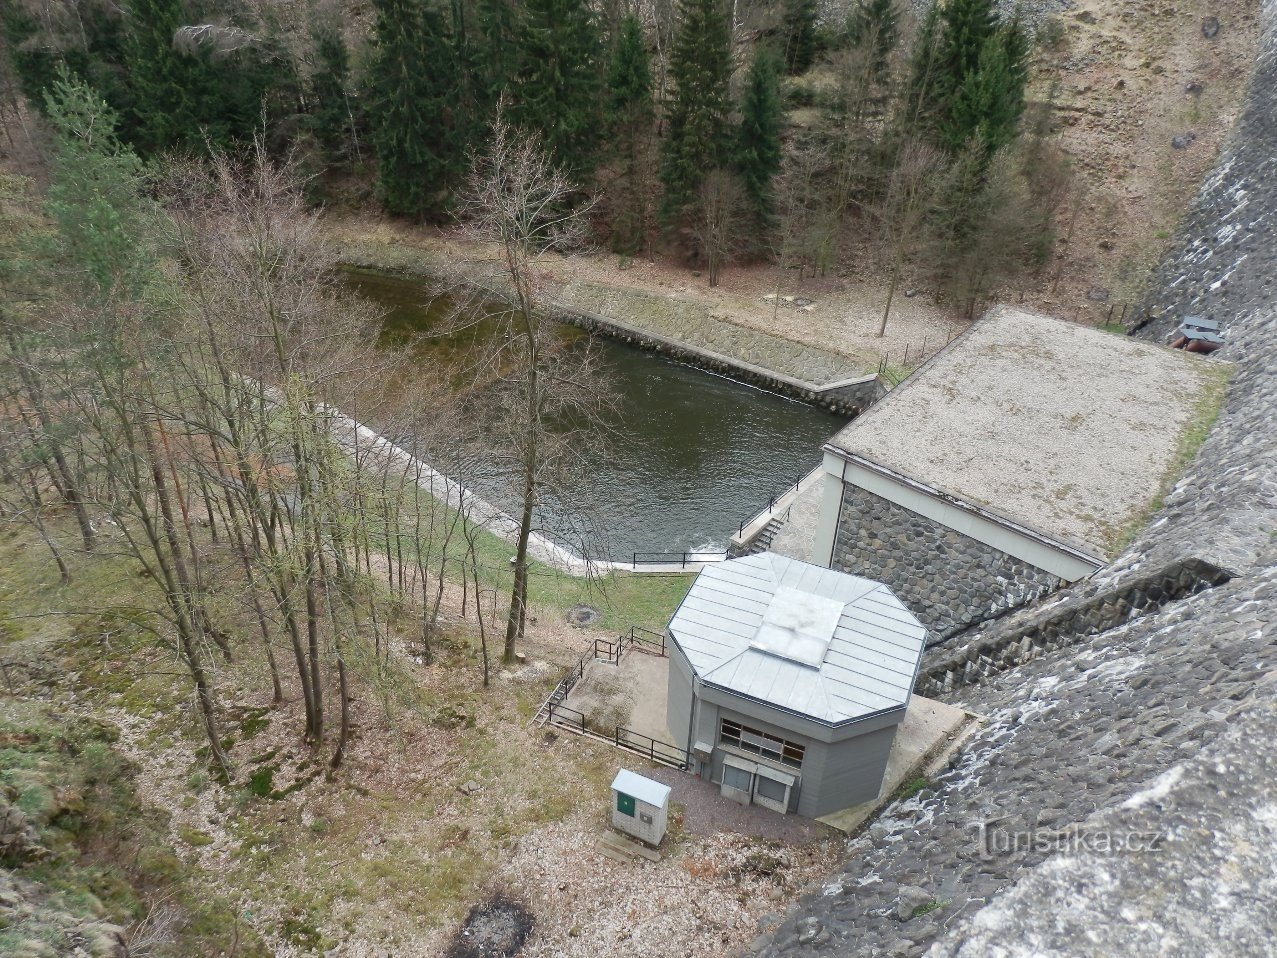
[{"left": 754, "top": 1, "right": 1277, "bottom": 954}]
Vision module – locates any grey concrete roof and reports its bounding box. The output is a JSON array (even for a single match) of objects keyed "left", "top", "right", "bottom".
[
  {"left": 825, "top": 306, "right": 1220, "bottom": 557},
  {"left": 667, "top": 554, "right": 927, "bottom": 725}
]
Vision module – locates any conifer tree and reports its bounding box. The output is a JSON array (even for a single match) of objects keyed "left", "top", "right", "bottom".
[
  {"left": 309, "top": 23, "right": 355, "bottom": 163},
  {"left": 934, "top": 0, "right": 999, "bottom": 100},
  {"left": 847, "top": 0, "right": 898, "bottom": 84},
  {"left": 366, "top": 0, "right": 464, "bottom": 218},
  {"left": 606, "top": 14, "right": 655, "bottom": 252},
  {"left": 736, "top": 46, "right": 782, "bottom": 239},
  {"left": 125, "top": 0, "right": 196, "bottom": 152},
  {"left": 901, "top": 2, "right": 942, "bottom": 134},
  {"left": 659, "top": 0, "right": 733, "bottom": 227},
  {"left": 124, "top": 0, "right": 280, "bottom": 154},
  {"left": 510, "top": 0, "right": 604, "bottom": 177},
  {"left": 943, "top": 20, "right": 1028, "bottom": 154},
  {"left": 471, "top": 0, "right": 518, "bottom": 111},
  {"left": 780, "top": 0, "right": 817, "bottom": 74}
]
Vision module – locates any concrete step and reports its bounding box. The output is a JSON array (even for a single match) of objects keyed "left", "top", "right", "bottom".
[
  {"left": 599, "top": 828, "right": 661, "bottom": 863},
  {"left": 745, "top": 517, "right": 786, "bottom": 555}
]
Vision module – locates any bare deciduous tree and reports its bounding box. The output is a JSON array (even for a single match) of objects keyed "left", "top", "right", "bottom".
[
  {"left": 694, "top": 168, "right": 743, "bottom": 288},
  {"left": 875, "top": 137, "right": 941, "bottom": 336},
  {"left": 456, "top": 105, "right": 606, "bottom": 666}
]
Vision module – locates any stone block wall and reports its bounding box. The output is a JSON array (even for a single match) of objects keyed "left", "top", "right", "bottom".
[
  {"left": 916, "top": 556, "right": 1232, "bottom": 697},
  {"left": 830, "top": 483, "right": 1062, "bottom": 644}
]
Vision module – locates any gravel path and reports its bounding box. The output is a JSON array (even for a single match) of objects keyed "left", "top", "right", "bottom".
[{"left": 645, "top": 765, "right": 836, "bottom": 846}]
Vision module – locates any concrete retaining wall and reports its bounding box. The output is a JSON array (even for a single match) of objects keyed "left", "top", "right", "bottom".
[
  {"left": 548, "top": 299, "right": 883, "bottom": 416},
  {"left": 337, "top": 256, "right": 885, "bottom": 416}
]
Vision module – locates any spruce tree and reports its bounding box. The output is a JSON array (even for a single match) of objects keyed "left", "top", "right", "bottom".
[
  {"left": 736, "top": 46, "right": 783, "bottom": 238},
  {"left": 123, "top": 0, "right": 281, "bottom": 154},
  {"left": 934, "top": 0, "right": 999, "bottom": 98},
  {"left": 659, "top": 0, "right": 733, "bottom": 227},
  {"left": 510, "top": 0, "right": 604, "bottom": 178},
  {"left": 943, "top": 21, "right": 1028, "bottom": 154},
  {"left": 124, "top": 0, "right": 196, "bottom": 152},
  {"left": 606, "top": 14, "right": 655, "bottom": 252},
  {"left": 471, "top": 0, "right": 518, "bottom": 111},
  {"left": 847, "top": 0, "right": 898, "bottom": 84},
  {"left": 309, "top": 23, "right": 354, "bottom": 163},
  {"left": 366, "top": 0, "right": 464, "bottom": 218},
  {"left": 780, "top": 0, "right": 817, "bottom": 75},
  {"left": 901, "top": 3, "right": 941, "bottom": 134}
]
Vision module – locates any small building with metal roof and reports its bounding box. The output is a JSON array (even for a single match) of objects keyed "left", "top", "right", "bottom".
[{"left": 665, "top": 553, "right": 928, "bottom": 818}]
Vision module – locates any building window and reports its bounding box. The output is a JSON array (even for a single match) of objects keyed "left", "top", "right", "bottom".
[{"left": 719, "top": 718, "right": 805, "bottom": 769}]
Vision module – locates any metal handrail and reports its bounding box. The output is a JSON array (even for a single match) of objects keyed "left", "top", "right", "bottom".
[
  {"left": 736, "top": 470, "right": 807, "bottom": 536},
  {"left": 631, "top": 551, "right": 727, "bottom": 568},
  {"left": 545, "top": 702, "right": 691, "bottom": 770}
]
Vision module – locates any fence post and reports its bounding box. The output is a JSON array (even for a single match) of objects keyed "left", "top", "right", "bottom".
[{"left": 615, "top": 725, "right": 621, "bottom": 747}]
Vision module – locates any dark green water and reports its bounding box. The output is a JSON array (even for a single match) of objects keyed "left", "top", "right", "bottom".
[{"left": 344, "top": 268, "right": 847, "bottom": 559}]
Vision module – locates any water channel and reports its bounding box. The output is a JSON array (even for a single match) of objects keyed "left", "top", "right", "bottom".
[{"left": 344, "top": 267, "right": 848, "bottom": 560}]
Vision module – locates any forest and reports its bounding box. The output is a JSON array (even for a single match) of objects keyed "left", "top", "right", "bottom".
[{"left": 1, "top": 0, "right": 1071, "bottom": 319}]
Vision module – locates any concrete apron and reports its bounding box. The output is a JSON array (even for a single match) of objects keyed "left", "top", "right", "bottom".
[{"left": 816, "top": 697, "right": 979, "bottom": 834}]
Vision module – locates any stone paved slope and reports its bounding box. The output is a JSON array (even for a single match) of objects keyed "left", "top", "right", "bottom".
[{"left": 750, "top": 2, "right": 1277, "bottom": 954}]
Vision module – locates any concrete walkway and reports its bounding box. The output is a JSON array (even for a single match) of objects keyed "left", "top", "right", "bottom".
[
  {"left": 817, "top": 696, "right": 976, "bottom": 833},
  {"left": 560, "top": 650, "right": 675, "bottom": 745}
]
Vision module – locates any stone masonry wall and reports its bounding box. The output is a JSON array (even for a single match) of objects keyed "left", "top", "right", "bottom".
[
  {"left": 830, "top": 484, "right": 1061, "bottom": 644},
  {"left": 915, "top": 556, "right": 1232, "bottom": 697}
]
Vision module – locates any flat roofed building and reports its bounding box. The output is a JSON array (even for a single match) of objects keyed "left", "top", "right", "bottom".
[
  {"left": 666, "top": 553, "right": 927, "bottom": 818},
  {"left": 811, "top": 305, "right": 1223, "bottom": 642}
]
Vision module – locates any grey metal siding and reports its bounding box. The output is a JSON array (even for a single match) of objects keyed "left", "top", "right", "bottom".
[
  {"left": 666, "top": 641, "right": 695, "bottom": 753},
  {"left": 699, "top": 683, "right": 904, "bottom": 744},
  {"left": 797, "top": 725, "right": 897, "bottom": 818},
  {"left": 711, "top": 706, "right": 808, "bottom": 813}
]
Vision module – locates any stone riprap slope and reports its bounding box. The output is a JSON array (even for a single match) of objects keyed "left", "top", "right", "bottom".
[{"left": 751, "top": 1, "right": 1277, "bottom": 954}]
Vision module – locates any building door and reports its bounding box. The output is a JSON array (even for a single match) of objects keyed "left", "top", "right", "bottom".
[
  {"left": 753, "top": 767, "right": 795, "bottom": 815},
  {"left": 720, "top": 754, "right": 796, "bottom": 814},
  {"left": 721, "top": 755, "right": 756, "bottom": 806}
]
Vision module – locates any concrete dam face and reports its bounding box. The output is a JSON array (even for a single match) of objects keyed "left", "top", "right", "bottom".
[{"left": 752, "top": 2, "right": 1277, "bottom": 954}]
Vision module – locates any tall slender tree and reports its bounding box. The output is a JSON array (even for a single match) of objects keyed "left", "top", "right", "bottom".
[
  {"left": 847, "top": 0, "right": 898, "bottom": 84},
  {"left": 471, "top": 0, "right": 518, "bottom": 111},
  {"left": 605, "top": 14, "right": 655, "bottom": 252},
  {"left": 779, "top": 0, "right": 817, "bottom": 74},
  {"left": 510, "top": 0, "right": 604, "bottom": 177},
  {"left": 308, "top": 22, "right": 356, "bottom": 164},
  {"left": 659, "top": 0, "right": 733, "bottom": 229},
  {"left": 124, "top": 0, "right": 194, "bottom": 151},
  {"left": 366, "top": 0, "right": 464, "bottom": 218},
  {"left": 943, "top": 19, "right": 1029, "bottom": 154},
  {"left": 736, "top": 45, "right": 783, "bottom": 241}
]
